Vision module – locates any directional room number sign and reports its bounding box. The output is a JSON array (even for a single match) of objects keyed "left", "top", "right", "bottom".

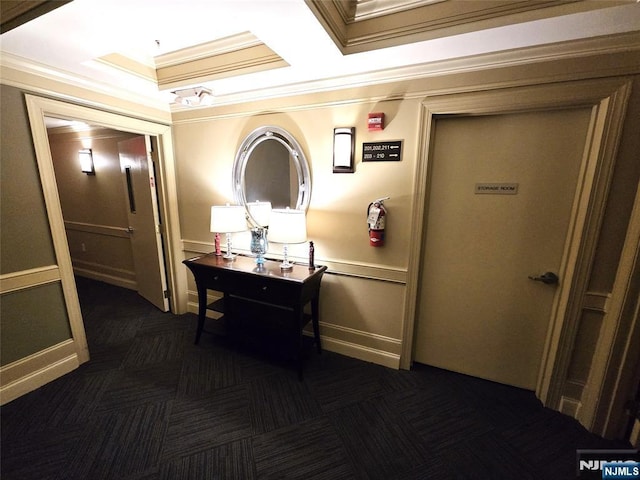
[{"left": 362, "top": 141, "right": 402, "bottom": 162}]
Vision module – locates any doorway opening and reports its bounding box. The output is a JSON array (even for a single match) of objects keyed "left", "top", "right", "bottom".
[
  {"left": 46, "top": 121, "right": 170, "bottom": 311},
  {"left": 25, "top": 95, "right": 187, "bottom": 369}
]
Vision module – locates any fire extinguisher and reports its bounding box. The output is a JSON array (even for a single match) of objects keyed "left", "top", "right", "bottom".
[{"left": 367, "top": 197, "right": 390, "bottom": 247}]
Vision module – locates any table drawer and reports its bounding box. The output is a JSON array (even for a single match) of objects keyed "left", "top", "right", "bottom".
[
  {"left": 195, "top": 267, "right": 226, "bottom": 291},
  {"left": 231, "top": 275, "right": 299, "bottom": 305}
]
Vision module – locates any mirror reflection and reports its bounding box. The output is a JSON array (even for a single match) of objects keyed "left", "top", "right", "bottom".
[
  {"left": 233, "top": 126, "right": 311, "bottom": 227},
  {"left": 244, "top": 140, "right": 297, "bottom": 209}
]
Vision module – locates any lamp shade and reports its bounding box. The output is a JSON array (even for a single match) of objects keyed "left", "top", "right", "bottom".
[
  {"left": 268, "top": 208, "right": 307, "bottom": 244},
  {"left": 247, "top": 201, "right": 272, "bottom": 227},
  {"left": 210, "top": 205, "right": 247, "bottom": 233}
]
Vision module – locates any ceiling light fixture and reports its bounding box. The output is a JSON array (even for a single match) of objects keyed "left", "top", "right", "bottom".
[{"left": 171, "top": 87, "right": 214, "bottom": 107}]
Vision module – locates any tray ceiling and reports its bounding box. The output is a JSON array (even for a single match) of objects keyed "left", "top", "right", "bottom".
[{"left": 1, "top": 0, "right": 638, "bottom": 110}]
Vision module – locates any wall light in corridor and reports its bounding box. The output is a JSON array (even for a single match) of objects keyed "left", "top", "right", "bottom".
[
  {"left": 79, "top": 148, "right": 94, "bottom": 175},
  {"left": 333, "top": 127, "right": 355, "bottom": 173}
]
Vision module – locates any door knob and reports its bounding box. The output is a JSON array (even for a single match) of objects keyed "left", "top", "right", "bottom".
[{"left": 528, "top": 271, "right": 559, "bottom": 285}]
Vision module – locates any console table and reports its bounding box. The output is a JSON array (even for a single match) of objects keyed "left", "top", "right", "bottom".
[{"left": 183, "top": 253, "right": 327, "bottom": 379}]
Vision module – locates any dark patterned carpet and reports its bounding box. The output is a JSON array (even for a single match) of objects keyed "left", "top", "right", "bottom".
[{"left": 1, "top": 277, "right": 630, "bottom": 479}]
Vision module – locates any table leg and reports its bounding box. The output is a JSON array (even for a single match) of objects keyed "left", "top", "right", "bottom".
[
  {"left": 195, "top": 283, "right": 206, "bottom": 345},
  {"left": 311, "top": 297, "right": 322, "bottom": 354},
  {"left": 294, "top": 306, "right": 304, "bottom": 381}
]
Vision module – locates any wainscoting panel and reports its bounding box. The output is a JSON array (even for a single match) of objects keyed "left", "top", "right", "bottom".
[
  {"left": 0, "top": 340, "right": 79, "bottom": 405},
  {"left": 182, "top": 243, "right": 405, "bottom": 369},
  {"left": 65, "top": 221, "right": 136, "bottom": 289}
]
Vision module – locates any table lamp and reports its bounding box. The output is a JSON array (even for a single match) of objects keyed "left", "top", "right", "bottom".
[
  {"left": 268, "top": 207, "right": 307, "bottom": 270},
  {"left": 210, "top": 205, "right": 247, "bottom": 259}
]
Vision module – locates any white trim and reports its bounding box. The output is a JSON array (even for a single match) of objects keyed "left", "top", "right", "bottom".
[
  {"left": 184, "top": 289, "right": 401, "bottom": 369},
  {"left": 0, "top": 265, "right": 60, "bottom": 294},
  {"left": 0, "top": 52, "right": 168, "bottom": 113},
  {"left": 0, "top": 340, "right": 79, "bottom": 405},
  {"left": 155, "top": 32, "right": 263, "bottom": 67},
  {"left": 321, "top": 337, "right": 400, "bottom": 369},
  {"left": 182, "top": 240, "right": 407, "bottom": 284},
  {"left": 26, "top": 97, "right": 89, "bottom": 364},
  {"left": 172, "top": 32, "right": 640, "bottom": 110},
  {"left": 318, "top": 322, "right": 402, "bottom": 357},
  {"left": 3, "top": 32, "right": 639, "bottom": 114},
  {"left": 24, "top": 95, "right": 187, "bottom": 315},
  {"left": 583, "top": 291, "right": 611, "bottom": 313},
  {"left": 559, "top": 396, "right": 582, "bottom": 418},
  {"left": 630, "top": 419, "right": 640, "bottom": 448},
  {"left": 64, "top": 220, "right": 130, "bottom": 238},
  {"left": 73, "top": 268, "right": 137, "bottom": 291},
  {"left": 580, "top": 177, "right": 640, "bottom": 436},
  {"left": 538, "top": 79, "right": 632, "bottom": 410}
]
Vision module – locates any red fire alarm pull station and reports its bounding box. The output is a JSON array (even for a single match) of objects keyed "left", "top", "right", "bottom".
[{"left": 368, "top": 112, "right": 384, "bottom": 131}]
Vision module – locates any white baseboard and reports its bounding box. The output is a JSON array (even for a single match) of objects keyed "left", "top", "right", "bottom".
[
  {"left": 630, "top": 419, "right": 640, "bottom": 448},
  {"left": 0, "top": 340, "right": 81, "bottom": 405},
  {"left": 559, "top": 395, "right": 582, "bottom": 419},
  {"left": 320, "top": 336, "right": 400, "bottom": 369},
  {"left": 74, "top": 267, "right": 137, "bottom": 291},
  {"left": 186, "top": 297, "right": 400, "bottom": 370}
]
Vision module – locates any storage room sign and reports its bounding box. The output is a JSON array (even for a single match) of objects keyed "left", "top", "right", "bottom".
[{"left": 474, "top": 183, "right": 519, "bottom": 195}]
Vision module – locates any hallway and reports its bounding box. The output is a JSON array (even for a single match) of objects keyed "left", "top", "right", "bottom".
[{"left": 0, "top": 277, "right": 631, "bottom": 479}]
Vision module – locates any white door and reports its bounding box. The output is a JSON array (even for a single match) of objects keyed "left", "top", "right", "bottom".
[
  {"left": 414, "top": 108, "right": 592, "bottom": 390},
  {"left": 119, "top": 136, "right": 169, "bottom": 311}
]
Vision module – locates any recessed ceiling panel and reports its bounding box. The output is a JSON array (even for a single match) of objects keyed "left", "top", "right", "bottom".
[{"left": 307, "top": 0, "right": 636, "bottom": 54}]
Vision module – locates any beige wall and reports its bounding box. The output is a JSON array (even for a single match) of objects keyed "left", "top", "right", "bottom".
[
  {"left": 48, "top": 127, "right": 139, "bottom": 287},
  {"left": 0, "top": 86, "right": 72, "bottom": 365},
  {"left": 174, "top": 102, "right": 417, "bottom": 265},
  {"left": 174, "top": 101, "right": 418, "bottom": 363},
  {"left": 1, "top": 44, "right": 639, "bottom": 427},
  {"left": 0, "top": 76, "right": 171, "bottom": 401},
  {"left": 563, "top": 75, "right": 640, "bottom": 405},
  {"left": 173, "top": 52, "right": 640, "bottom": 393}
]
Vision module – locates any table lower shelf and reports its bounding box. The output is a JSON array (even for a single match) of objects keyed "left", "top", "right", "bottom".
[{"left": 197, "top": 314, "right": 319, "bottom": 378}]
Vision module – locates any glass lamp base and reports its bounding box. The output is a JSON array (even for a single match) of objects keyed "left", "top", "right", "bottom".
[{"left": 250, "top": 228, "right": 268, "bottom": 265}]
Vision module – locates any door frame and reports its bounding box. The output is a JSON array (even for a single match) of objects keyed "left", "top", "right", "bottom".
[
  {"left": 401, "top": 78, "right": 632, "bottom": 413},
  {"left": 25, "top": 95, "right": 187, "bottom": 315},
  {"left": 580, "top": 177, "right": 640, "bottom": 438}
]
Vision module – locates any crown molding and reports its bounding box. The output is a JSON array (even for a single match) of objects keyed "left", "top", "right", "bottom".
[
  {"left": 306, "top": 0, "right": 635, "bottom": 54},
  {"left": 94, "top": 53, "right": 158, "bottom": 83},
  {"left": 86, "top": 32, "right": 288, "bottom": 92},
  {"left": 156, "top": 43, "right": 288, "bottom": 90},
  {"left": 0, "top": 52, "right": 171, "bottom": 120},
  {"left": 155, "top": 32, "right": 262, "bottom": 67},
  {"left": 172, "top": 31, "right": 640, "bottom": 113},
  {"left": 2, "top": 32, "right": 639, "bottom": 115},
  {"left": 152, "top": 32, "right": 288, "bottom": 90}
]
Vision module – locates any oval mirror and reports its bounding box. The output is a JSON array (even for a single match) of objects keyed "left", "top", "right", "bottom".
[{"left": 233, "top": 126, "right": 311, "bottom": 227}]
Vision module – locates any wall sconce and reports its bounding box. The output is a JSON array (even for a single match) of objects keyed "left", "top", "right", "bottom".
[
  {"left": 79, "top": 148, "right": 95, "bottom": 175},
  {"left": 333, "top": 127, "right": 355, "bottom": 173},
  {"left": 210, "top": 204, "right": 247, "bottom": 260},
  {"left": 268, "top": 208, "right": 307, "bottom": 270}
]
